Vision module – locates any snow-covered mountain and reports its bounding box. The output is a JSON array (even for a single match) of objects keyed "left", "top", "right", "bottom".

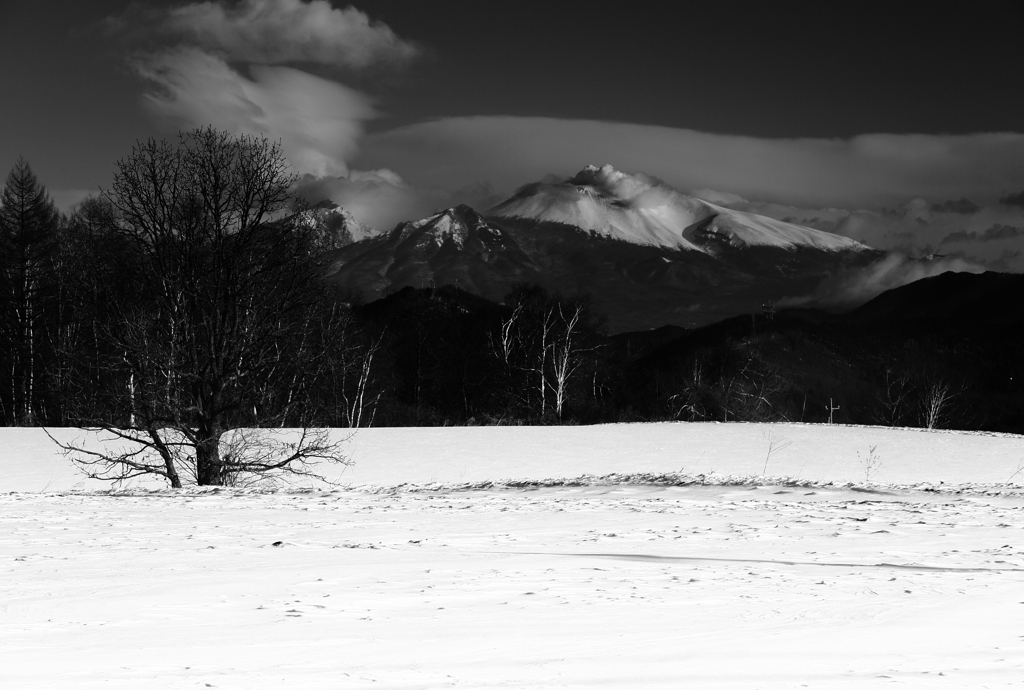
[
  {"left": 490, "top": 164, "right": 868, "bottom": 253},
  {"left": 326, "top": 204, "right": 539, "bottom": 302},
  {"left": 299, "top": 201, "right": 378, "bottom": 248},
  {"left": 396, "top": 204, "right": 501, "bottom": 249},
  {"left": 326, "top": 169, "right": 882, "bottom": 331}
]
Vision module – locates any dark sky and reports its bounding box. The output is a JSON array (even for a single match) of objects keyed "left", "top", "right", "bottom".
[
  {"left": 0, "top": 0, "right": 1021, "bottom": 205},
  {"left": 351, "top": 1, "right": 1024, "bottom": 138}
]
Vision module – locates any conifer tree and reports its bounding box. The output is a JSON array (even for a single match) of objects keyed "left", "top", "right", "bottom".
[{"left": 0, "top": 158, "right": 60, "bottom": 425}]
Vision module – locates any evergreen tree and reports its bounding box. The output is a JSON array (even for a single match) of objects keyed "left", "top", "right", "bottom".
[{"left": 0, "top": 157, "right": 60, "bottom": 425}]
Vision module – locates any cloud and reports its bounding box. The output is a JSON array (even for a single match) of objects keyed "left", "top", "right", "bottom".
[
  {"left": 294, "top": 170, "right": 502, "bottom": 230},
  {"left": 932, "top": 198, "right": 980, "bottom": 214},
  {"left": 940, "top": 224, "right": 1024, "bottom": 244},
  {"left": 780, "top": 253, "right": 986, "bottom": 309},
  {"left": 698, "top": 191, "right": 1024, "bottom": 272},
  {"left": 356, "top": 116, "right": 1024, "bottom": 210},
  {"left": 158, "top": 0, "right": 417, "bottom": 67},
  {"left": 133, "top": 47, "right": 374, "bottom": 177},
  {"left": 1000, "top": 190, "right": 1024, "bottom": 208},
  {"left": 110, "top": 1, "right": 417, "bottom": 178},
  {"left": 569, "top": 164, "right": 661, "bottom": 201}
]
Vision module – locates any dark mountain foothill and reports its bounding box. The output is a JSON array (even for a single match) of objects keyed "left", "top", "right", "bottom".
[
  {"left": 850, "top": 271, "right": 1024, "bottom": 324},
  {"left": 345, "top": 270, "right": 1024, "bottom": 433}
]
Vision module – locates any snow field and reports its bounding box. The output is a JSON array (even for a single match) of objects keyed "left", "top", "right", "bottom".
[
  {"left": 6, "top": 422, "right": 1023, "bottom": 493},
  {"left": 2, "top": 422, "right": 1024, "bottom": 688}
]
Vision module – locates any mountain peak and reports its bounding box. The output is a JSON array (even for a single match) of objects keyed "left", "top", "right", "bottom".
[
  {"left": 489, "top": 167, "right": 870, "bottom": 254},
  {"left": 298, "top": 202, "right": 377, "bottom": 248},
  {"left": 400, "top": 204, "right": 502, "bottom": 249}
]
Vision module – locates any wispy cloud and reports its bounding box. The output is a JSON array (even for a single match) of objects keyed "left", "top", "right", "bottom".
[
  {"left": 156, "top": 0, "right": 417, "bottom": 67},
  {"left": 109, "top": 0, "right": 415, "bottom": 177},
  {"left": 779, "top": 253, "right": 986, "bottom": 309},
  {"left": 132, "top": 47, "right": 374, "bottom": 176}
]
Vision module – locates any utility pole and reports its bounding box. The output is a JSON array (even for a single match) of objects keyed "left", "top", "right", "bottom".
[{"left": 826, "top": 398, "right": 840, "bottom": 424}]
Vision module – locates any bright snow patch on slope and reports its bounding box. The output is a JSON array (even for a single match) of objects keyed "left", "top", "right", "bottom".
[
  {"left": 398, "top": 204, "right": 496, "bottom": 249},
  {"left": 490, "top": 164, "right": 870, "bottom": 253}
]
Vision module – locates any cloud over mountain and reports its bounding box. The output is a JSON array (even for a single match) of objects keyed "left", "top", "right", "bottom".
[
  {"left": 779, "top": 253, "right": 985, "bottom": 309},
  {"left": 109, "top": 0, "right": 415, "bottom": 177},
  {"left": 357, "top": 116, "right": 1024, "bottom": 210}
]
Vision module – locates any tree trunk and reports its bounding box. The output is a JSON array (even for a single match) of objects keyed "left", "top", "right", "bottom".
[
  {"left": 195, "top": 427, "right": 224, "bottom": 486},
  {"left": 147, "top": 429, "right": 183, "bottom": 489}
]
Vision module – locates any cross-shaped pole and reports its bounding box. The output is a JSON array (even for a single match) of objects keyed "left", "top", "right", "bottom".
[{"left": 826, "top": 398, "right": 840, "bottom": 424}]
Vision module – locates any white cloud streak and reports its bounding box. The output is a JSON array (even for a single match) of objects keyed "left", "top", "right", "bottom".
[{"left": 161, "top": 0, "right": 417, "bottom": 67}]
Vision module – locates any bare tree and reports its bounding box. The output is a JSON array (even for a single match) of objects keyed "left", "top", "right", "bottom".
[
  {"left": 668, "top": 354, "right": 710, "bottom": 421},
  {"left": 858, "top": 444, "right": 882, "bottom": 482},
  {"left": 919, "top": 377, "right": 958, "bottom": 430},
  {"left": 760, "top": 427, "right": 792, "bottom": 476},
  {"left": 548, "top": 300, "right": 591, "bottom": 420},
  {"left": 491, "top": 286, "right": 600, "bottom": 421},
  {"left": 875, "top": 366, "right": 914, "bottom": 426},
  {"left": 334, "top": 321, "right": 385, "bottom": 428},
  {"left": 52, "top": 128, "right": 349, "bottom": 487}
]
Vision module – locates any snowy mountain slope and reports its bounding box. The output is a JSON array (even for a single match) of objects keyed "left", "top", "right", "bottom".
[
  {"left": 490, "top": 164, "right": 869, "bottom": 253},
  {"left": 298, "top": 200, "right": 379, "bottom": 248},
  {"left": 327, "top": 204, "right": 541, "bottom": 302}
]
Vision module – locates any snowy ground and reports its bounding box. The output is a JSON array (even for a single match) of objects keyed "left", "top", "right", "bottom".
[{"left": 2, "top": 423, "right": 1024, "bottom": 688}]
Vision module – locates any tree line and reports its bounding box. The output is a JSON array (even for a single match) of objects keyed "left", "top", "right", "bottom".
[
  {"left": 348, "top": 287, "right": 1022, "bottom": 435},
  {"left": 2, "top": 129, "right": 1021, "bottom": 486}
]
